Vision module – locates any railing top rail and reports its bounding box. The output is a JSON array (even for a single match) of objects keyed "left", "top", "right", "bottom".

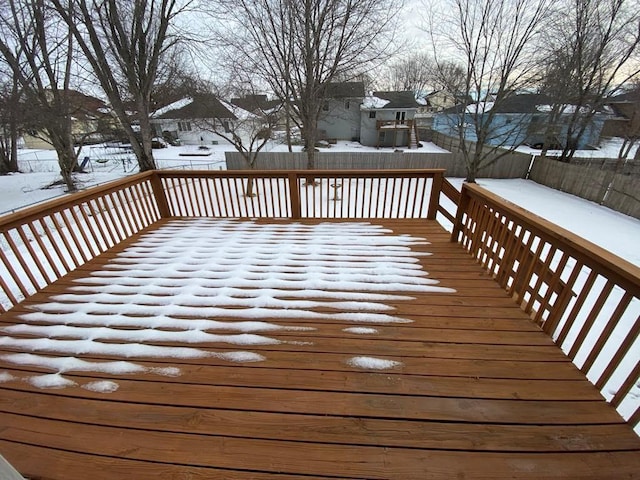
[
  {"left": 460, "top": 182, "right": 640, "bottom": 296},
  {"left": 156, "top": 168, "right": 446, "bottom": 178},
  {"left": 0, "top": 171, "right": 154, "bottom": 232}
]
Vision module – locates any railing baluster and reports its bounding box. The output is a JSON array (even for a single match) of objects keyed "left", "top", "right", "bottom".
[
  {"left": 612, "top": 362, "right": 640, "bottom": 408},
  {"left": 556, "top": 270, "right": 598, "bottom": 346},
  {"left": 567, "top": 280, "right": 615, "bottom": 360},
  {"left": 0, "top": 247, "right": 30, "bottom": 298},
  {"left": 38, "top": 217, "right": 71, "bottom": 274},
  {"left": 581, "top": 293, "right": 632, "bottom": 373},
  {"left": 16, "top": 226, "right": 51, "bottom": 285},
  {"left": 595, "top": 315, "right": 639, "bottom": 390}
]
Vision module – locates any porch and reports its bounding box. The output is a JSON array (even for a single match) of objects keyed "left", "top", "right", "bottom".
[{"left": 0, "top": 170, "right": 638, "bottom": 478}]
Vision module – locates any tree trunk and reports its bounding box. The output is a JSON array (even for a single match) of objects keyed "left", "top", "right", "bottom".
[
  {"left": 48, "top": 123, "right": 78, "bottom": 192},
  {"left": 285, "top": 101, "right": 293, "bottom": 152},
  {"left": 8, "top": 120, "right": 19, "bottom": 172},
  {"left": 635, "top": 144, "right": 640, "bottom": 161},
  {"left": 136, "top": 104, "right": 157, "bottom": 171}
]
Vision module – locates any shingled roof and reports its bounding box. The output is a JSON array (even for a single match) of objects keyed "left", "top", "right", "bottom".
[
  {"left": 325, "top": 82, "right": 366, "bottom": 98},
  {"left": 155, "top": 94, "right": 236, "bottom": 120},
  {"left": 230, "top": 95, "right": 281, "bottom": 113},
  {"left": 369, "top": 91, "right": 420, "bottom": 109}
]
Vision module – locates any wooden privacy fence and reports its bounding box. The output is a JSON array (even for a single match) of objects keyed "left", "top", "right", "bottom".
[
  {"left": 225, "top": 150, "right": 530, "bottom": 178},
  {"left": 0, "top": 169, "right": 447, "bottom": 310},
  {"left": 452, "top": 182, "right": 640, "bottom": 429},
  {"left": 529, "top": 156, "right": 640, "bottom": 219}
]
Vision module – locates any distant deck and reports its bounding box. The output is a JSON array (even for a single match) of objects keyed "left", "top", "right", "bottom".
[{"left": 1, "top": 217, "right": 638, "bottom": 479}]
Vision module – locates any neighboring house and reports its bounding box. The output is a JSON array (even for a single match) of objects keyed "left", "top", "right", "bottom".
[
  {"left": 317, "top": 82, "right": 365, "bottom": 142},
  {"left": 230, "top": 95, "right": 281, "bottom": 116},
  {"left": 601, "top": 88, "right": 640, "bottom": 139},
  {"left": 432, "top": 93, "right": 610, "bottom": 149},
  {"left": 150, "top": 94, "right": 237, "bottom": 146},
  {"left": 22, "top": 90, "right": 117, "bottom": 149},
  {"left": 360, "top": 91, "right": 421, "bottom": 149},
  {"left": 230, "top": 94, "right": 283, "bottom": 134},
  {"left": 418, "top": 90, "right": 466, "bottom": 113}
]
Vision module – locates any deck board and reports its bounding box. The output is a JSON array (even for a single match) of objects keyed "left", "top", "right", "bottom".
[{"left": 0, "top": 218, "right": 638, "bottom": 479}]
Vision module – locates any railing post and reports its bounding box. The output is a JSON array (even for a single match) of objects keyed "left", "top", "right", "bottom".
[
  {"left": 427, "top": 171, "right": 443, "bottom": 220},
  {"left": 288, "top": 172, "right": 301, "bottom": 219},
  {"left": 149, "top": 171, "right": 171, "bottom": 218},
  {"left": 451, "top": 182, "right": 470, "bottom": 242}
]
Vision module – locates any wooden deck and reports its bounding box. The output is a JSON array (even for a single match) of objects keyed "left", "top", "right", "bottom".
[{"left": 0, "top": 218, "right": 638, "bottom": 479}]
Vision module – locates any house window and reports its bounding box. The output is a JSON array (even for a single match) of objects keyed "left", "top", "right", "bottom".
[
  {"left": 396, "top": 111, "right": 406, "bottom": 123},
  {"left": 223, "top": 120, "right": 232, "bottom": 133},
  {"left": 344, "top": 100, "right": 350, "bottom": 110},
  {"left": 178, "top": 121, "right": 192, "bottom": 132},
  {"left": 369, "top": 111, "right": 376, "bottom": 119}
]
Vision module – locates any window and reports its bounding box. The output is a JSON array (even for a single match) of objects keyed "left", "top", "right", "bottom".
[
  {"left": 178, "top": 121, "right": 192, "bottom": 132},
  {"left": 223, "top": 121, "right": 232, "bottom": 133},
  {"left": 369, "top": 111, "right": 376, "bottom": 119},
  {"left": 395, "top": 111, "right": 406, "bottom": 123},
  {"left": 344, "top": 100, "right": 350, "bottom": 110}
]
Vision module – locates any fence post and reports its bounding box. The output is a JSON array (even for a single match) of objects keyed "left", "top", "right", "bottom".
[
  {"left": 288, "top": 172, "right": 301, "bottom": 219},
  {"left": 149, "top": 172, "right": 171, "bottom": 218},
  {"left": 451, "top": 182, "right": 470, "bottom": 242},
  {"left": 427, "top": 171, "right": 444, "bottom": 220}
]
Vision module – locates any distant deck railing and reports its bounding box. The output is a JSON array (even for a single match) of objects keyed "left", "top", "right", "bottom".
[
  {"left": 0, "top": 169, "right": 638, "bottom": 430},
  {"left": 452, "top": 182, "right": 640, "bottom": 430}
]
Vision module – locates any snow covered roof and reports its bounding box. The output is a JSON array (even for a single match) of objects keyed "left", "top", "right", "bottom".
[
  {"left": 362, "top": 96, "right": 390, "bottom": 109},
  {"left": 361, "top": 91, "right": 420, "bottom": 110},
  {"left": 152, "top": 97, "right": 193, "bottom": 117},
  {"left": 152, "top": 94, "right": 237, "bottom": 120}
]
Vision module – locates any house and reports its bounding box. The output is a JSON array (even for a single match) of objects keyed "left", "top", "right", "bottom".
[
  {"left": 150, "top": 93, "right": 237, "bottom": 146},
  {"left": 417, "top": 90, "right": 467, "bottom": 113},
  {"left": 432, "top": 93, "right": 610, "bottom": 149},
  {"left": 360, "top": 91, "right": 421, "bottom": 149},
  {"left": 22, "top": 90, "right": 117, "bottom": 149},
  {"left": 601, "top": 88, "right": 640, "bottom": 140},
  {"left": 317, "top": 82, "right": 365, "bottom": 142}
]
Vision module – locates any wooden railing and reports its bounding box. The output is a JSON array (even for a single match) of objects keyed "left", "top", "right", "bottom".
[
  {"left": 0, "top": 173, "right": 162, "bottom": 311},
  {"left": 1, "top": 169, "right": 637, "bottom": 428},
  {"left": 0, "top": 169, "right": 447, "bottom": 310},
  {"left": 452, "top": 182, "right": 640, "bottom": 429},
  {"left": 155, "top": 169, "right": 446, "bottom": 220}
]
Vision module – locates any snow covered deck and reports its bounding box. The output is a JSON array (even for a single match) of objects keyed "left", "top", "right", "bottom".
[{"left": 0, "top": 216, "right": 639, "bottom": 479}]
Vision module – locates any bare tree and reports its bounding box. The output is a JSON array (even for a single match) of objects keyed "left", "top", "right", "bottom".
[
  {"left": 538, "top": 0, "right": 640, "bottom": 162},
  {"left": 383, "top": 52, "right": 435, "bottom": 95},
  {"left": 50, "top": 0, "right": 194, "bottom": 171},
  {"left": 217, "top": 0, "right": 402, "bottom": 171},
  {"left": 427, "top": 0, "right": 550, "bottom": 182},
  {"left": 612, "top": 86, "right": 640, "bottom": 162},
  {"left": 0, "top": 0, "right": 83, "bottom": 191},
  {"left": 0, "top": 70, "right": 24, "bottom": 174},
  {"left": 206, "top": 98, "right": 280, "bottom": 196}
]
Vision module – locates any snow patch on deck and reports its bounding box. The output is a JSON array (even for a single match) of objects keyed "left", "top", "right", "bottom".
[{"left": 1, "top": 220, "right": 454, "bottom": 390}]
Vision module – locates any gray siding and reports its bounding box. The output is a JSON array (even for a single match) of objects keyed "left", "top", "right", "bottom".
[{"left": 318, "top": 98, "right": 362, "bottom": 141}]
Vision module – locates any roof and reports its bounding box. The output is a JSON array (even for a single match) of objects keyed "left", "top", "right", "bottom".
[
  {"left": 325, "top": 82, "right": 365, "bottom": 98},
  {"left": 154, "top": 94, "right": 236, "bottom": 120},
  {"left": 367, "top": 91, "right": 420, "bottom": 109},
  {"left": 439, "top": 93, "right": 611, "bottom": 115},
  {"left": 231, "top": 95, "right": 281, "bottom": 113}
]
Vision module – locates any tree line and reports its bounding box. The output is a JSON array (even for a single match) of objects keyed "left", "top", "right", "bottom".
[{"left": 0, "top": 0, "right": 638, "bottom": 188}]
